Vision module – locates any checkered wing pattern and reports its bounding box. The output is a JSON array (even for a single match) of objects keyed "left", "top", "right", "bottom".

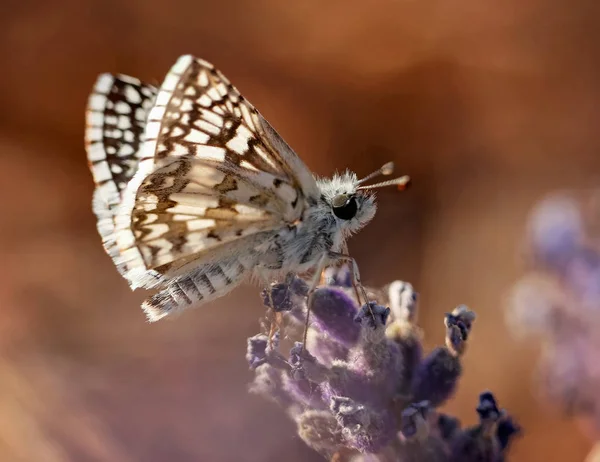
[
  {"left": 108, "top": 56, "right": 320, "bottom": 290},
  {"left": 85, "top": 74, "right": 157, "bottom": 274}
]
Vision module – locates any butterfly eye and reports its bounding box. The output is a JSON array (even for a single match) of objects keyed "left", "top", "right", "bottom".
[{"left": 332, "top": 194, "right": 358, "bottom": 220}]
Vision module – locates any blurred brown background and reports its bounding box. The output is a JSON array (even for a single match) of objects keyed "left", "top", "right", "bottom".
[{"left": 1, "top": 0, "right": 600, "bottom": 460}]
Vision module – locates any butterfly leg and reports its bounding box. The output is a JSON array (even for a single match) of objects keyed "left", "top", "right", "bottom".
[
  {"left": 326, "top": 251, "right": 370, "bottom": 307},
  {"left": 339, "top": 242, "right": 366, "bottom": 305},
  {"left": 256, "top": 270, "right": 286, "bottom": 349},
  {"left": 265, "top": 284, "right": 283, "bottom": 349},
  {"left": 301, "top": 254, "right": 330, "bottom": 349}
]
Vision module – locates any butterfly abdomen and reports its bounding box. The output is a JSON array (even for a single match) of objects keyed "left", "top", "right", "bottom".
[{"left": 141, "top": 258, "right": 249, "bottom": 321}]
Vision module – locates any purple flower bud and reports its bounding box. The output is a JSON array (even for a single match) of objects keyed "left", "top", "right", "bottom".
[
  {"left": 261, "top": 275, "right": 308, "bottom": 312},
  {"left": 448, "top": 392, "right": 520, "bottom": 462},
  {"left": 246, "top": 334, "right": 269, "bottom": 369},
  {"left": 354, "top": 303, "right": 391, "bottom": 329},
  {"left": 496, "top": 416, "right": 521, "bottom": 451},
  {"left": 444, "top": 305, "right": 476, "bottom": 356},
  {"left": 436, "top": 413, "right": 462, "bottom": 441},
  {"left": 296, "top": 410, "right": 345, "bottom": 456},
  {"left": 399, "top": 401, "right": 430, "bottom": 441},
  {"left": 476, "top": 391, "right": 500, "bottom": 422},
  {"left": 289, "top": 342, "right": 330, "bottom": 384},
  {"left": 397, "top": 403, "right": 449, "bottom": 462},
  {"left": 310, "top": 288, "right": 361, "bottom": 347},
  {"left": 388, "top": 280, "right": 419, "bottom": 323},
  {"left": 411, "top": 347, "right": 462, "bottom": 407},
  {"left": 324, "top": 265, "right": 353, "bottom": 287},
  {"left": 330, "top": 396, "right": 396, "bottom": 453},
  {"left": 448, "top": 427, "right": 498, "bottom": 462},
  {"left": 249, "top": 364, "right": 293, "bottom": 407}
]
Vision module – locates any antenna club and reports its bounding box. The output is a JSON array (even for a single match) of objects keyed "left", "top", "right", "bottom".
[
  {"left": 381, "top": 162, "right": 394, "bottom": 176},
  {"left": 398, "top": 176, "right": 412, "bottom": 191}
]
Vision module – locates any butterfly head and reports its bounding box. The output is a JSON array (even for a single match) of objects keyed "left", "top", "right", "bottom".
[{"left": 318, "top": 162, "right": 410, "bottom": 237}]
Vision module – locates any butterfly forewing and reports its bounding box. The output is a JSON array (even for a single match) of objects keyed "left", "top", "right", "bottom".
[
  {"left": 85, "top": 74, "right": 157, "bottom": 274},
  {"left": 113, "top": 55, "right": 320, "bottom": 289}
]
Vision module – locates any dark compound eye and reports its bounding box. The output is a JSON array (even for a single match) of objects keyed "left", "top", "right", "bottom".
[{"left": 331, "top": 194, "right": 358, "bottom": 220}]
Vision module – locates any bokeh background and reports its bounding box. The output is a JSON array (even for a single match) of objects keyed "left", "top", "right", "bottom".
[{"left": 2, "top": 1, "right": 600, "bottom": 460}]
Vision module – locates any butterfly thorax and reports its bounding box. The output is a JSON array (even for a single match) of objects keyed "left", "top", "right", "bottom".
[{"left": 253, "top": 172, "right": 377, "bottom": 277}]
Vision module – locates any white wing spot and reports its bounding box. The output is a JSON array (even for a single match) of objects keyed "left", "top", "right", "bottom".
[
  {"left": 188, "top": 219, "right": 217, "bottom": 231},
  {"left": 124, "top": 85, "right": 142, "bottom": 104},
  {"left": 145, "top": 121, "right": 161, "bottom": 139},
  {"left": 86, "top": 111, "right": 104, "bottom": 127},
  {"left": 198, "top": 94, "right": 212, "bottom": 107},
  {"left": 171, "top": 126, "right": 185, "bottom": 137},
  {"left": 162, "top": 74, "right": 180, "bottom": 92},
  {"left": 94, "top": 75, "right": 114, "bottom": 94},
  {"left": 118, "top": 116, "right": 131, "bottom": 130},
  {"left": 89, "top": 94, "right": 107, "bottom": 111},
  {"left": 207, "top": 87, "right": 221, "bottom": 101},
  {"left": 104, "top": 128, "right": 122, "bottom": 138},
  {"left": 183, "top": 129, "right": 210, "bottom": 144},
  {"left": 115, "top": 101, "right": 132, "bottom": 114},
  {"left": 196, "top": 146, "right": 226, "bottom": 161},
  {"left": 216, "top": 83, "right": 228, "bottom": 97},
  {"left": 118, "top": 144, "right": 135, "bottom": 157},
  {"left": 180, "top": 99, "right": 193, "bottom": 112},
  {"left": 171, "top": 55, "right": 193, "bottom": 74},
  {"left": 198, "top": 71, "right": 209, "bottom": 87},
  {"left": 91, "top": 161, "right": 112, "bottom": 182},
  {"left": 226, "top": 125, "right": 252, "bottom": 155},
  {"left": 156, "top": 90, "right": 171, "bottom": 106},
  {"left": 168, "top": 195, "right": 219, "bottom": 211},
  {"left": 150, "top": 106, "right": 166, "bottom": 120},
  {"left": 202, "top": 110, "right": 223, "bottom": 128},
  {"left": 172, "top": 143, "right": 189, "bottom": 156},
  {"left": 141, "top": 223, "right": 170, "bottom": 241},
  {"left": 240, "top": 160, "right": 260, "bottom": 172},
  {"left": 87, "top": 143, "right": 105, "bottom": 162},
  {"left": 87, "top": 127, "right": 103, "bottom": 142},
  {"left": 194, "top": 119, "right": 220, "bottom": 136}
]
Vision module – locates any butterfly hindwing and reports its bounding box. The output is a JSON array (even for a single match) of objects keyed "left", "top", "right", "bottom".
[{"left": 85, "top": 74, "right": 157, "bottom": 275}]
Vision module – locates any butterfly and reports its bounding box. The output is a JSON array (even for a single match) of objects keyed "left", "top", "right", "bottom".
[{"left": 84, "top": 54, "right": 410, "bottom": 324}]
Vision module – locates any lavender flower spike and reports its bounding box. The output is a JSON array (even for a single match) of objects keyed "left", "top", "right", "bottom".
[{"left": 247, "top": 276, "right": 520, "bottom": 461}]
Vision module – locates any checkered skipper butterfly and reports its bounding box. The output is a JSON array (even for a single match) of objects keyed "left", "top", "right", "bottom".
[{"left": 85, "top": 55, "right": 410, "bottom": 324}]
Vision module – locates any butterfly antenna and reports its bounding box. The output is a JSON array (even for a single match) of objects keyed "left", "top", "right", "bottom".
[
  {"left": 356, "top": 161, "right": 395, "bottom": 185},
  {"left": 357, "top": 175, "right": 411, "bottom": 191}
]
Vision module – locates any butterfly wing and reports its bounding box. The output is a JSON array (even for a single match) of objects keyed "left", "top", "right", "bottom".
[
  {"left": 85, "top": 74, "right": 158, "bottom": 275},
  {"left": 111, "top": 55, "right": 320, "bottom": 290}
]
